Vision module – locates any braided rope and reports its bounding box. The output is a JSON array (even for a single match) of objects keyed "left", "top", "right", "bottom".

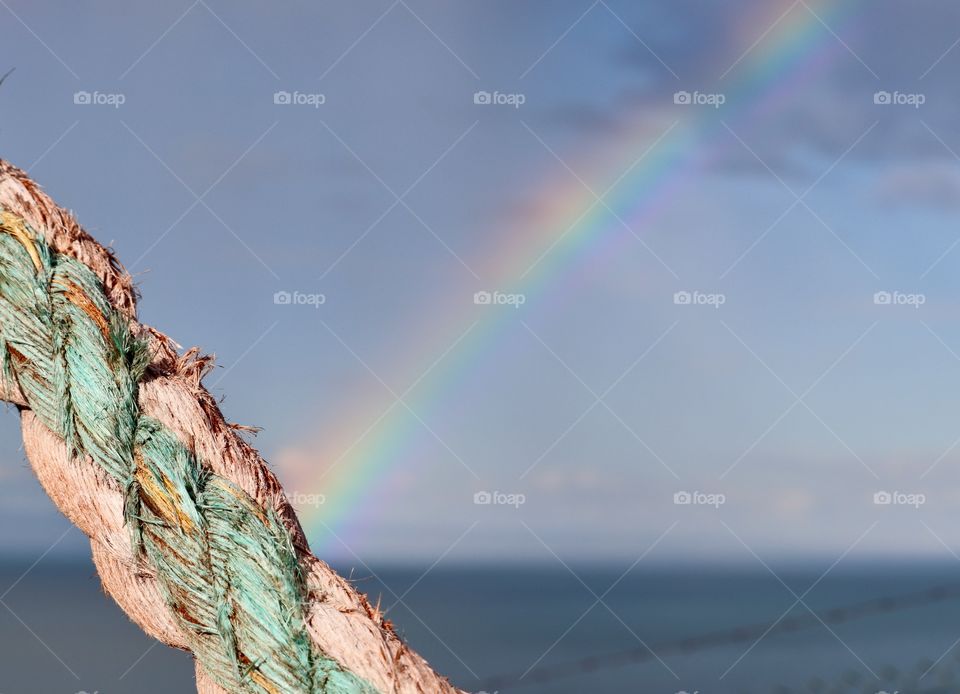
[
  {"left": 0, "top": 210, "right": 376, "bottom": 694},
  {"left": 0, "top": 160, "right": 464, "bottom": 694},
  {"left": 0, "top": 209, "right": 382, "bottom": 692}
]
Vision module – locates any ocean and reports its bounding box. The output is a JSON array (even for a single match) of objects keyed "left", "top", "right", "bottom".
[{"left": 1, "top": 561, "right": 959, "bottom": 693}]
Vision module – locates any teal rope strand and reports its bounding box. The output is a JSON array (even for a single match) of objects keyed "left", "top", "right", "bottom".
[{"left": 0, "top": 210, "right": 377, "bottom": 694}]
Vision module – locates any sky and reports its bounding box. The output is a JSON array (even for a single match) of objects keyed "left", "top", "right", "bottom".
[{"left": 3, "top": 1, "right": 960, "bottom": 568}]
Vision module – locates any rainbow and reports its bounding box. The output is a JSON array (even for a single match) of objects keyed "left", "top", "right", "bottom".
[{"left": 281, "top": 0, "right": 869, "bottom": 549}]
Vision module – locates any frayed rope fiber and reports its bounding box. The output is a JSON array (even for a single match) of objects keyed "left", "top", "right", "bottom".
[{"left": 0, "top": 209, "right": 379, "bottom": 694}]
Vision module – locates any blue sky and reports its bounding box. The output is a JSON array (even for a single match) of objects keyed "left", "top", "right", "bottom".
[{"left": 3, "top": 1, "right": 960, "bottom": 568}]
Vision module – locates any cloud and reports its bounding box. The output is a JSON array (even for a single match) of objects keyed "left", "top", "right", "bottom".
[
  {"left": 549, "top": 2, "right": 960, "bottom": 182},
  {"left": 873, "top": 159, "right": 960, "bottom": 209}
]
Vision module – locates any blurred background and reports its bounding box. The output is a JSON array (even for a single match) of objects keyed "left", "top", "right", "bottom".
[{"left": 3, "top": 1, "right": 960, "bottom": 692}]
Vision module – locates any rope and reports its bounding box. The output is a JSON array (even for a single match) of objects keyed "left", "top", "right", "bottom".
[
  {"left": 0, "top": 210, "right": 375, "bottom": 692},
  {"left": 0, "top": 160, "right": 462, "bottom": 694}
]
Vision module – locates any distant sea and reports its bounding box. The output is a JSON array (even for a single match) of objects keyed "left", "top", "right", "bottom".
[{"left": 1, "top": 560, "right": 959, "bottom": 693}]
